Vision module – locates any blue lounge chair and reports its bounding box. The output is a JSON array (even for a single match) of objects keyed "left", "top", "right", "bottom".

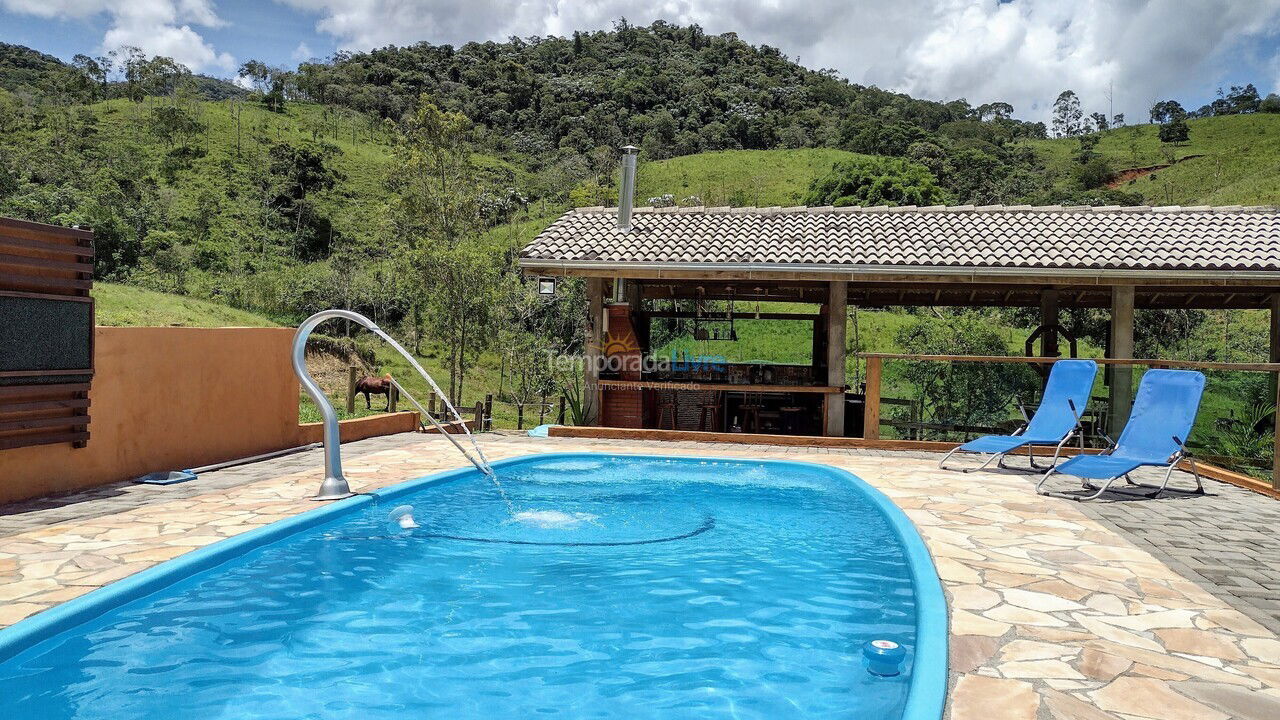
[
  {"left": 939, "top": 359, "right": 1098, "bottom": 472},
  {"left": 1037, "top": 369, "right": 1205, "bottom": 501}
]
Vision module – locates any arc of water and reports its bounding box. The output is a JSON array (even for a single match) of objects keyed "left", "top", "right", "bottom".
[{"left": 292, "top": 309, "right": 495, "bottom": 501}]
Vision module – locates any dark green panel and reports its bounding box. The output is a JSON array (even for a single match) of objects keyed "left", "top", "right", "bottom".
[{"left": 0, "top": 296, "right": 93, "bottom": 374}]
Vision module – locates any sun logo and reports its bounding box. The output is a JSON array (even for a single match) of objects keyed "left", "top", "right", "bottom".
[{"left": 595, "top": 330, "right": 640, "bottom": 355}]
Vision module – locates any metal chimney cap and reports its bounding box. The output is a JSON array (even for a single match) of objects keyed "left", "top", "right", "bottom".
[{"left": 621, "top": 145, "right": 640, "bottom": 154}]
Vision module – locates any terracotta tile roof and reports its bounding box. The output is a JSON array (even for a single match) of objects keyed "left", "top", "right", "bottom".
[{"left": 518, "top": 205, "right": 1280, "bottom": 272}]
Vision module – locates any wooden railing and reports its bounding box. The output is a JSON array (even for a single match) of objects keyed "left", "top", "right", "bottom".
[{"left": 858, "top": 353, "right": 1280, "bottom": 491}]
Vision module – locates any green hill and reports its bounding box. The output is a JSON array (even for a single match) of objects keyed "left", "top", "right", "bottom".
[
  {"left": 93, "top": 283, "right": 279, "bottom": 327},
  {"left": 1024, "top": 114, "right": 1280, "bottom": 206},
  {"left": 636, "top": 149, "right": 867, "bottom": 207}
]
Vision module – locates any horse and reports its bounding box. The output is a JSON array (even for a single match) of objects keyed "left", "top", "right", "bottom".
[{"left": 355, "top": 373, "right": 394, "bottom": 410}]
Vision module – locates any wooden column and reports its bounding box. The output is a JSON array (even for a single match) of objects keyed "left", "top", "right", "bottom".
[
  {"left": 583, "top": 277, "right": 607, "bottom": 425},
  {"left": 824, "top": 281, "right": 848, "bottom": 436},
  {"left": 1040, "top": 288, "right": 1060, "bottom": 358},
  {"left": 862, "top": 356, "right": 882, "bottom": 440},
  {"left": 1109, "top": 285, "right": 1136, "bottom": 432}
]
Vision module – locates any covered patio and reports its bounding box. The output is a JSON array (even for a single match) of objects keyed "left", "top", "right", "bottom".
[{"left": 520, "top": 203, "right": 1280, "bottom": 492}]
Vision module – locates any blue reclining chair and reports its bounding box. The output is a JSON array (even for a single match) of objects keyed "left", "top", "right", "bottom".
[
  {"left": 939, "top": 359, "right": 1098, "bottom": 473},
  {"left": 1037, "top": 368, "right": 1205, "bottom": 501}
]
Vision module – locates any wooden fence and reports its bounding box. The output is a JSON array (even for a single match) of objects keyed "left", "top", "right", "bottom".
[
  {"left": 859, "top": 353, "right": 1280, "bottom": 493},
  {"left": 0, "top": 218, "right": 94, "bottom": 451}
]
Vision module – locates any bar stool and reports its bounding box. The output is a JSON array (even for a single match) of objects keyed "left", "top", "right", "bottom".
[
  {"left": 780, "top": 406, "right": 804, "bottom": 435},
  {"left": 739, "top": 394, "right": 764, "bottom": 433},
  {"left": 697, "top": 391, "right": 723, "bottom": 432},
  {"left": 657, "top": 393, "right": 678, "bottom": 430}
]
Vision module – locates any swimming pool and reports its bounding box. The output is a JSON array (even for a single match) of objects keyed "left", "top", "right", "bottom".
[{"left": 0, "top": 453, "right": 946, "bottom": 719}]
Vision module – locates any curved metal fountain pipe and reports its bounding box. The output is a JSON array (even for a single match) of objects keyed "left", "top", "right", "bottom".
[{"left": 292, "top": 309, "right": 494, "bottom": 501}]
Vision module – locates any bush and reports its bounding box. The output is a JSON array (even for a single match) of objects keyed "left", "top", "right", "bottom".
[
  {"left": 803, "top": 156, "right": 947, "bottom": 207},
  {"left": 1074, "top": 157, "right": 1116, "bottom": 190}
]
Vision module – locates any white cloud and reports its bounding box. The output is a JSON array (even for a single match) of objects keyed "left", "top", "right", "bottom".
[
  {"left": 292, "top": 41, "right": 313, "bottom": 62},
  {"left": 1, "top": 0, "right": 234, "bottom": 72},
  {"left": 278, "top": 0, "right": 1280, "bottom": 122}
]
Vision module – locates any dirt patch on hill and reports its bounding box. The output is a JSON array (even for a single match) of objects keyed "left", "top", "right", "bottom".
[
  {"left": 303, "top": 336, "right": 375, "bottom": 397},
  {"left": 1106, "top": 154, "right": 1204, "bottom": 188}
]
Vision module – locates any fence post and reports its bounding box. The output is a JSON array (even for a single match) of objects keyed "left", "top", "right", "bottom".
[
  {"left": 862, "top": 356, "right": 882, "bottom": 440},
  {"left": 474, "top": 402, "right": 484, "bottom": 431},
  {"left": 558, "top": 396, "right": 566, "bottom": 425},
  {"left": 346, "top": 366, "right": 358, "bottom": 414},
  {"left": 388, "top": 383, "right": 398, "bottom": 413},
  {"left": 517, "top": 403, "right": 524, "bottom": 430},
  {"left": 428, "top": 391, "right": 437, "bottom": 417},
  {"left": 538, "top": 393, "right": 548, "bottom": 425},
  {"left": 483, "top": 394, "right": 493, "bottom": 431}
]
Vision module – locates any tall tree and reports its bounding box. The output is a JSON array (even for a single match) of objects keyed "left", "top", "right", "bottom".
[
  {"left": 1051, "top": 90, "right": 1083, "bottom": 137},
  {"left": 388, "top": 95, "right": 500, "bottom": 405}
]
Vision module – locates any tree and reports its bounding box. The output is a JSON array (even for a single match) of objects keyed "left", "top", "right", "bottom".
[
  {"left": 1262, "top": 94, "right": 1280, "bottom": 113},
  {"left": 1089, "top": 112, "right": 1109, "bottom": 132},
  {"left": 976, "top": 102, "right": 1013, "bottom": 121},
  {"left": 1111, "top": 113, "right": 1125, "bottom": 127},
  {"left": 1051, "top": 90, "right": 1083, "bottom": 137},
  {"left": 389, "top": 95, "right": 501, "bottom": 405},
  {"left": 894, "top": 312, "right": 1039, "bottom": 436},
  {"left": 803, "top": 157, "right": 947, "bottom": 207},
  {"left": 1149, "top": 100, "right": 1186, "bottom": 124},
  {"left": 1159, "top": 118, "right": 1190, "bottom": 145},
  {"left": 1223, "top": 84, "right": 1261, "bottom": 114}
]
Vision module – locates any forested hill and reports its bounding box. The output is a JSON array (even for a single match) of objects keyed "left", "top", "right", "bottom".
[
  {"left": 0, "top": 42, "right": 244, "bottom": 100},
  {"left": 290, "top": 21, "right": 1048, "bottom": 158}
]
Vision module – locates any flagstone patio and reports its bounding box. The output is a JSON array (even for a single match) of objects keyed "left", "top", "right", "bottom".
[{"left": 2, "top": 431, "right": 1279, "bottom": 720}]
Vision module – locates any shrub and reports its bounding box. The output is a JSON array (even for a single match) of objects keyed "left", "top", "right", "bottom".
[{"left": 803, "top": 156, "right": 947, "bottom": 207}]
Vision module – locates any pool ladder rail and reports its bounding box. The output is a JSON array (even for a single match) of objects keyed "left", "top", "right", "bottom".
[{"left": 291, "top": 309, "right": 496, "bottom": 500}]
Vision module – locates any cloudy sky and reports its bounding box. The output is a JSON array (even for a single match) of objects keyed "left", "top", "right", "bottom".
[{"left": 4, "top": 0, "right": 1280, "bottom": 122}]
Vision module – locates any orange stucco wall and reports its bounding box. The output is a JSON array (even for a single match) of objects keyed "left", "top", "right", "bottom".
[{"left": 0, "top": 327, "right": 417, "bottom": 505}]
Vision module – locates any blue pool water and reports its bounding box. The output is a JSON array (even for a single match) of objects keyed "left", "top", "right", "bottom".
[{"left": 0, "top": 454, "right": 945, "bottom": 719}]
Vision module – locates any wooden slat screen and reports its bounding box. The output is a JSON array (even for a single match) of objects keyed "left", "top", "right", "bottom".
[{"left": 0, "top": 218, "right": 94, "bottom": 450}]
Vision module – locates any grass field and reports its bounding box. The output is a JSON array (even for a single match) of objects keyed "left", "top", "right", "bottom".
[
  {"left": 1024, "top": 113, "right": 1280, "bottom": 206},
  {"left": 93, "top": 283, "right": 280, "bottom": 327},
  {"left": 634, "top": 148, "right": 866, "bottom": 207}
]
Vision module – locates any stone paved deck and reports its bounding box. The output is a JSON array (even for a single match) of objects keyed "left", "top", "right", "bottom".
[{"left": 2, "top": 431, "right": 1279, "bottom": 720}]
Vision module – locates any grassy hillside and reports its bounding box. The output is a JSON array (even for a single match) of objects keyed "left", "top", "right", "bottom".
[
  {"left": 1024, "top": 114, "right": 1280, "bottom": 205},
  {"left": 93, "top": 283, "right": 279, "bottom": 327},
  {"left": 635, "top": 148, "right": 865, "bottom": 207}
]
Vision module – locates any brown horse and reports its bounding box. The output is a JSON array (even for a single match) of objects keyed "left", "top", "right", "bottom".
[{"left": 355, "top": 373, "right": 393, "bottom": 410}]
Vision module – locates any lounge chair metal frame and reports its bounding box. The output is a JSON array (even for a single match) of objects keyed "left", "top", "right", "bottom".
[
  {"left": 1036, "top": 434, "right": 1203, "bottom": 501},
  {"left": 1035, "top": 368, "right": 1207, "bottom": 502},
  {"left": 938, "top": 400, "right": 1087, "bottom": 473}
]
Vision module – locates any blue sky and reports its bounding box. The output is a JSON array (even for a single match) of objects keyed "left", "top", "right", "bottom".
[{"left": 3, "top": 1, "right": 1279, "bottom": 123}]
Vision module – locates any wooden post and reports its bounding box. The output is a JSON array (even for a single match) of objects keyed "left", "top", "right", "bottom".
[
  {"left": 388, "top": 383, "right": 398, "bottom": 413},
  {"left": 538, "top": 394, "right": 548, "bottom": 425},
  {"left": 824, "top": 281, "right": 848, "bottom": 436},
  {"left": 1109, "top": 286, "right": 1136, "bottom": 432},
  {"left": 484, "top": 394, "right": 494, "bottom": 431},
  {"left": 1272, "top": 294, "right": 1280, "bottom": 490},
  {"left": 1040, "top": 288, "right": 1059, "bottom": 358},
  {"left": 517, "top": 403, "right": 525, "bottom": 430},
  {"left": 428, "top": 391, "right": 437, "bottom": 416},
  {"left": 584, "top": 277, "right": 608, "bottom": 425},
  {"left": 863, "top": 356, "right": 882, "bottom": 440},
  {"left": 1274, "top": 371, "right": 1280, "bottom": 491},
  {"left": 558, "top": 396, "right": 567, "bottom": 424},
  {"left": 346, "top": 366, "right": 358, "bottom": 414},
  {"left": 474, "top": 402, "right": 484, "bottom": 431}
]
